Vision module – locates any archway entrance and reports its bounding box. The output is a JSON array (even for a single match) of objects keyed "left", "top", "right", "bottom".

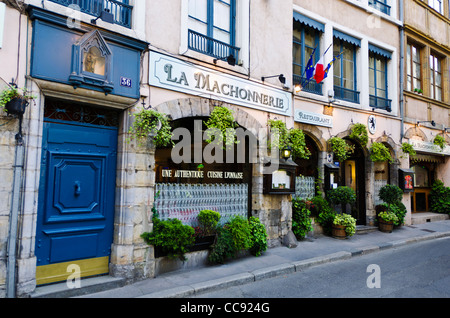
[{"left": 154, "top": 116, "right": 253, "bottom": 227}]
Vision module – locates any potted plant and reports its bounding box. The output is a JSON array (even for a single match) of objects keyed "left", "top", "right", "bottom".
[
  {"left": 413, "top": 88, "right": 423, "bottom": 95},
  {"left": 141, "top": 216, "right": 195, "bottom": 261},
  {"left": 248, "top": 216, "right": 268, "bottom": 257},
  {"left": 328, "top": 137, "right": 354, "bottom": 162},
  {"left": 193, "top": 209, "right": 221, "bottom": 250},
  {"left": 378, "top": 184, "right": 407, "bottom": 227},
  {"left": 0, "top": 86, "right": 36, "bottom": 115},
  {"left": 205, "top": 106, "right": 239, "bottom": 149},
  {"left": 327, "top": 186, "right": 356, "bottom": 213},
  {"left": 433, "top": 135, "right": 446, "bottom": 150},
  {"left": 377, "top": 211, "right": 398, "bottom": 233},
  {"left": 128, "top": 109, "right": 173, "bottom": 147},
  {"left": 332, "top": 213, "right": 356, "bottom": 239},
  {"left": 349, "top": 123, "right": 368, "bottom": 147},
  {"left": 370, "top": 142, "right": 393, "bottom": 163}
]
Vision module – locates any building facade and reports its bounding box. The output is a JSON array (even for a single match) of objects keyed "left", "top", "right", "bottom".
[
  {"left": 0, "top": 0, "right": 448, "bottom": 298},
  {"left": 402, "top": 0, "right": 450, "bottom": 213}
]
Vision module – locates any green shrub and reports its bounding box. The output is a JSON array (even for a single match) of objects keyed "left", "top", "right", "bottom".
[
  {"left": 316, "top": 210, "right": 336, "bottom": 236},
  {"left": 378, "top": 184, "right": 403, "bottom": 204},
  {"left": 429, "top": 180, "right": 450, "bottom": 214},
  {"left": 141, "top": 217, "right": 195, "bottom": 261},
  {"left": 292, "top": 197, "right": 313, "bottom": 240},
  {"left": 198, "top": 210, "right": 221, "bottom": 235},
  {"left": 327, "top": 186, "right": 356, "bottom": 205},
  {"left": 208, "top": 225, "right": 236, "bottom": 264},
  {"left": 248, "top": 217, "right": 268, "bottom": 257},
  {"left": 227, "top": 215, "right": 252, "bottom": 251},
  {"left": 378, "top": 211, "right": 399, "bottom": 223}
]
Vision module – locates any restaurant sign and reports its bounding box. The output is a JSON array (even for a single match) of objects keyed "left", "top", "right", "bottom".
[
  {"left": 149, "top": 51, "right": 291, "bottom": 116},
  {"left": 294, "top": 109, "right": 333, "bottom": 128},
  {"left": 409, "top": 139, "right": 450, "bottom": 156}
]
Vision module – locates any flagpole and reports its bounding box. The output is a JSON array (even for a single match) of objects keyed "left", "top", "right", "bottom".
[{"left": 302, "top": 49, "right": 342, "bottom": 89}]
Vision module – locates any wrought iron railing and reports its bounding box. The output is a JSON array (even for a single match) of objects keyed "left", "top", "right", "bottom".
[
  {"left": 369, "top": 95, "right": 392, "bottom": 111},
  {"left": 368, "top": 0, "right": 391, "bottom": 15},
  {"left": 293, "top": 74, "right": 323, "bottom": 95},
  {"left": 49, "top": 0, "right": 132, "bottom": 28},
  {"left": 334, "top": 85, "right": 360, "bottom": 104},
  {"left": 188, "top": 29, "right": 240, "bottom": 61}
]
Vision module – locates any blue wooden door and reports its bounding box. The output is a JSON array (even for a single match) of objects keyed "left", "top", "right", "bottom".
[{"left": 36, "top": 120, "right": 117, "bottom": 285}]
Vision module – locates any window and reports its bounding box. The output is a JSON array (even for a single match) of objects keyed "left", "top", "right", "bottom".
[
  {"left": 429, "top": 53, "right": 442, "bottom": 101},
  {"left": 428, "top": 0, "right": 443, "bottom": 14},
  {"left": 406, "top": 43, "right": 422, "bottom": 92},
  {"left": 293, "top": 22, "right": 321, "bottom": 95},
  {"left": 187, "top": 0, "right": 238, "bottom": 61},
  {"left": 333, "top": 37, "right": 359, "bottom": 103},
  {"left": 369, "top": 0, "right": 391, "bottom": 15},
  {"left": 369, "top": 52, "right": 391, "bottom": 110}
]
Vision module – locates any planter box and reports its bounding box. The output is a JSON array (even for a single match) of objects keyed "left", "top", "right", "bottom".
[
  {"left": 378, "top": 220, "right": 394, "bottom": 233},
  {"left": 332, "top": 224, "right": 347, "bottom": 239}
]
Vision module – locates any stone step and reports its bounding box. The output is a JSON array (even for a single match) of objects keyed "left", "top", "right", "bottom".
[
  {"left": 31, "top": 275, "right": 126, "bottom": 298},
  {"left": 411, "top": 212, "right": 449, "bottom": 225},
  {"left": 356, "top": 225, "right": 378, "bottom": 234}
]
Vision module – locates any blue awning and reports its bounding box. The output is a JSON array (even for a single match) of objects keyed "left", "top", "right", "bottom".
[
  {"left": 369, "top": 44, "right": 392, "bottom": 59},
  {"left": 293, "top": 12, "right": 324, "bottom": 33},
  {"left": 333, "top": 29, "right": 361, "bottom": 47}
]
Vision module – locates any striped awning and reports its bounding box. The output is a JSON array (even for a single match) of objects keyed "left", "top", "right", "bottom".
[
  {"left": 333, "top": 29, "right": 361, "bottom": 47},
  {"left": 369, "top": 44, "right": 392, "bottom": 59},
  {"left": 411, "top": 154, "right": 445, "bottom": 163},
  {"left": 293, "top": 12, "right": 325, "bottom": 33}
]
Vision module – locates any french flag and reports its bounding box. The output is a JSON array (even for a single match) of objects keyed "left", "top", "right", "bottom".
[{"left": 313, "top": 56, "right": 325, "bottom": 84}]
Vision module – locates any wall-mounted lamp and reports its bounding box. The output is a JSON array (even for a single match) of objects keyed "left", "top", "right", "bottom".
[
  {"left": 281, "top": 146, "right": 292, "bottom": 159},
  {"left": 91, "top": 9, "right": 114, "bottom": 25},
  {"left": 294, "top": 84, "right": 302, "bottom": 93},
  {"left": 213, "top": 54, "right": 236, "bottom": 66},
  {"left": 417, "top": 120, "right": 436, "bottom": 127},
  {"left": 261, "top": 74, "right": 286, "bottom": 84}
]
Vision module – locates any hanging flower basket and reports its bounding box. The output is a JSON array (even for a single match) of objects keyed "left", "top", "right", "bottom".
[{"left": 5, "top": 97, "right": 28, "bottom": 115}]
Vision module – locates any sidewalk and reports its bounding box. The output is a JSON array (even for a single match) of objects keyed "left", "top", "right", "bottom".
[{"left": 33, "top": 219, "right": 450, "bottom": 298}]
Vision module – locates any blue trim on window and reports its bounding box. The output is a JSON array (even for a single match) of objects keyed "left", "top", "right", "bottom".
[
  {"left": 293, "top": 12, "right": 325, "bottom": 33},
  {"left": 333, "top": 30, "right": 361, "bottom": 47},
  {"left": 369, "top": 44, "right": 392, "bottom": 59}
]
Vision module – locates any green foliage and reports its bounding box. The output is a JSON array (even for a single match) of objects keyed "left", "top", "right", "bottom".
[
  {"left": 205, "top": 106, "right": 239, "bottom": 148},
  {"left": 208, "top": 225, "right": 235, "bottom": 264},
  {"left": 378, "top": 211, "right": 399, "bottom": 223},
  {"left": 227, "top": 215, "right": 252, "bottom": 251},
  {"left": 0, "top": 87, "right": 36, "bottom": 111},
  {"left": 433, "top": 135, "right": 446, "bottom": 150},
  {"left": 292, "top": 197, "right": 313, "bottom": 240},
  {"left": 316, "top": 209, "right": 336, "bottom": 236},
  {"left": 288, "top": 128, "right": 311, "bottom": 160},
  {"left": 379, "top": 184, "right": 403, "bottom": 204},
  {"left": 328, "top": 137, "right": 354, "bottom": 162},
  {"left": 429, "top": 180, "right": 450, "bottom": 214},
  {"left": 378, "top": 184, "right": 406, "bottom": 226},
  {"left": 327, "top": 186, "right": 356, "bottom": 205},
  {"left": 268, "top": 120, "right": 310, "bottom": 159},
  {"left": 349, "top": 123, "right": 368, "bottom": 147},
  {"left": 208, "top": 215, "right": 268, "bottom": 263},
  {"left": 197, "top": 210, "right": 221, "bottom": 236},
  {"left": 370, "top": 142, "right": 393, "bottom": 163},
  {"left": 128, "top": 109, "right": 173, "bottom": 148},
  {"left": 248, "top": 217, "right": 268, "bottom": 257},
  {"left": 333, "top": 213, "right": 356, "bottom": 237},
  {"left": 141, "top": 217, "right": 195, "bottom": 261},
  {"left": 401, "top": 142, "right": 416, "bottom": 157}
]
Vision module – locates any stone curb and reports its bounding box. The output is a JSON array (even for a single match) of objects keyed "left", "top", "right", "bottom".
[{"left": 143, "top": 231, "right": 450, "bottom": 298}]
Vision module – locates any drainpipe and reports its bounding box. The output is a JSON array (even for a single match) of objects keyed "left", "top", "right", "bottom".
[
  {"left": 399, "top": 0, "right": 405, "bottom": 141},
  {"left": 6, "top": 117, "right": 25, "bottom": 298}
]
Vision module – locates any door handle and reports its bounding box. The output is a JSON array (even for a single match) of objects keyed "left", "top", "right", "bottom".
[{"left": 74, "top": 181, "right": 81, "bottom": 196}]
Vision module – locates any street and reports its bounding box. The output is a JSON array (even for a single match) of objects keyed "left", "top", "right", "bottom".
[{"left": 189, "top": 236, "right": 450, "bottom": 298}]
